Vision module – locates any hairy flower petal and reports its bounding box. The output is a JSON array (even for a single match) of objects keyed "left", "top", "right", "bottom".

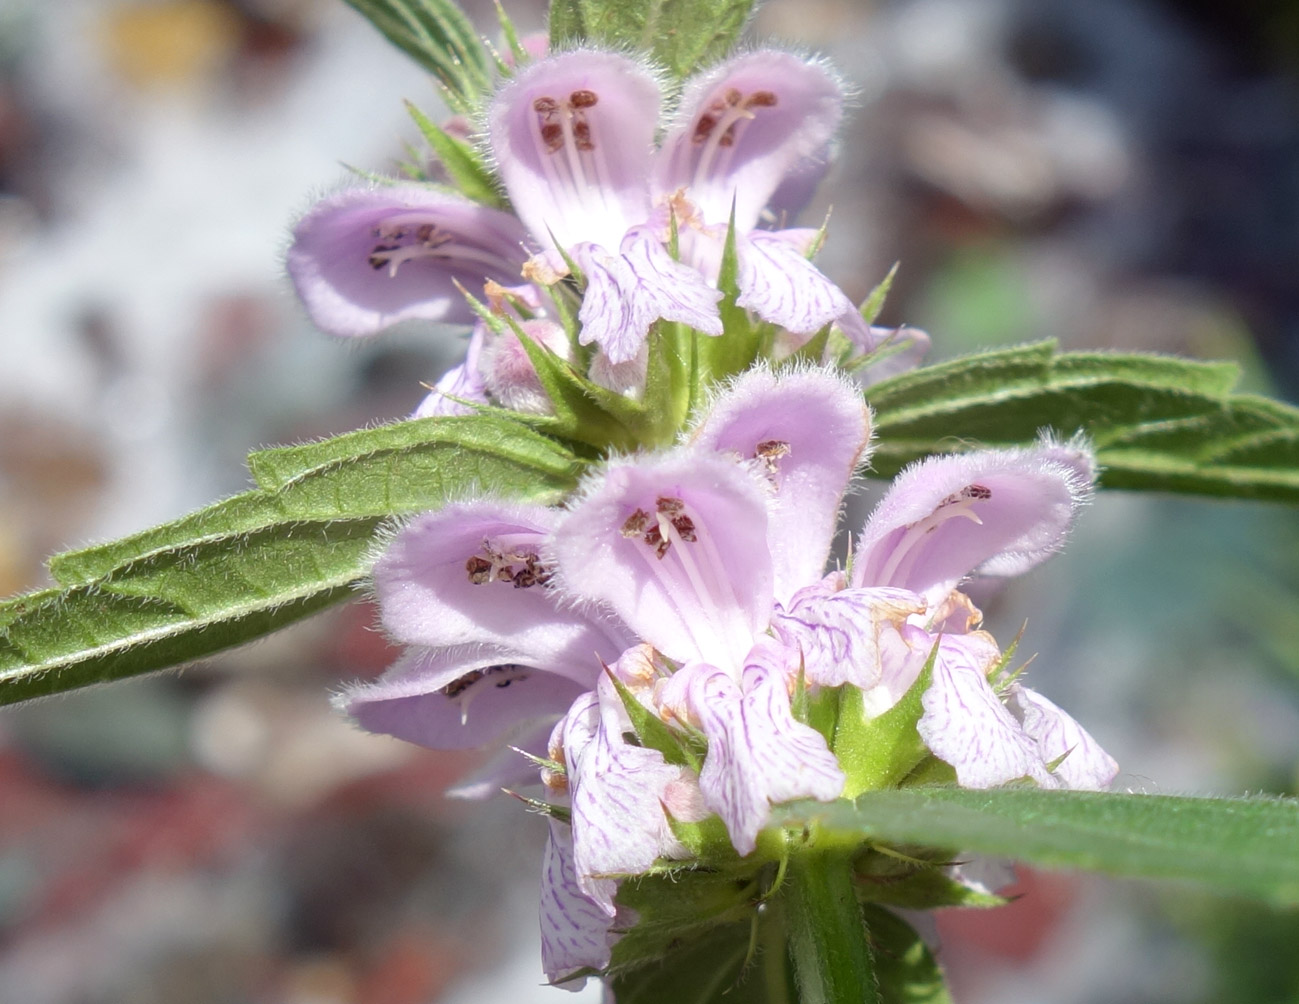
[
  {"left": 656, "top": 50, "right": 843, "bottom": 231},
  {"left": 287, "top": 186, "right": 530, "bottom": 337},
  {"left": 335, "top": 644, "right": 588, "bottom": 750},
  {"left": 563, "top": 679, "right": 691, "bottom": 911},
  {"left": 853, "top": 439, "right": 1095, "bottom": 605},
  {"left": 490, "top": 50, "right": 659, "bottom": 251},
  {"left": 552, "top": 451, "right": 774, "bottom": 673},
  {"left": 691, "top": 366, "right": 872, "bottom": 600}
]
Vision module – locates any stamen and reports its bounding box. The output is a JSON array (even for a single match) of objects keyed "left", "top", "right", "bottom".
[
  {"left": 754, "top": 440, "right": 791, "bottom": 479},
  {"left": 439, "top": 663, "right": 533, "bottom": 724},
  {"left": 463, "top": 537, "right": 553, "bottom": 588},
  {"left": 365, "top": 213, "right": 519, "bottom": 277},
  {"left": 874, "top": 485, "right": 991, "bottom": 588},
  {"left": 691, "top": 86, "right": 780, "bottom": 187}
]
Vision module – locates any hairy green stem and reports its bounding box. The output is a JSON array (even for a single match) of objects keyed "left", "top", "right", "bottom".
[{"left": 784, "top": 849, "right": 879, "bottom": 1004}]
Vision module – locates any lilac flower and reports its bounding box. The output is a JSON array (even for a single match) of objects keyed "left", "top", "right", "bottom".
[
  {"left": 845, "top": 439, "right": 1119, "bottom": 788},
  {"left": 339, "top": 366, "right": 1116, "bottom": 988},
  {"left": 652, "top": 50, "right": 858, "bottom": 342},
  {"left": 334, "top": 500, "right": 630, "bottom": 779},
  {"left": 289, "top": 48, "right": 864, "bottom": 371},
  {"left": 287, "top": 186, "right": 532, "bottom": 338}
]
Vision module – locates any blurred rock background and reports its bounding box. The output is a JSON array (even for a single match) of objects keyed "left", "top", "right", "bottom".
[{"left": 0, "top": 0, "right": 1296, "bottom": 1001}]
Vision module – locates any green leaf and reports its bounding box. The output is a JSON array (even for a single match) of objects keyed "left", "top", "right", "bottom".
[
  {"left": 862, "top": 906, "right": 953, "bottom": 1004},
  {"left": 778, "top": 788, "right": 1299, "bottom": 906},
  {"left": 52, "top": 416, "right": 576, "bottom": 586},
  {"left": 868, "top": 341, "right": 1299, "bottom": 503},
  {"left": 609, "top": 867, "right": 762, "bottom": 977},
  {"left": 2, "top": 416, "right": 580, "bottom": 704},
  {"left": 858, "top": 262, "right": 899, "bottom": 326},
  {"left": 343, "top": 0, "right": 493, "bottom": 113},
  {"left": 404, "top": 101, "right": 505, "bottom": 207},
  {"left": 609, "top": 919, "right": 776, "bottom": 1004},
  {"left": 548, "top": 0, "right": 756, "bottom": 80}
]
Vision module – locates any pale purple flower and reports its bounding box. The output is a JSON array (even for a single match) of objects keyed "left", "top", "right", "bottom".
[
  {"left": 287, "top": 186, "right": 532, "bottom": 338},
  {"left": 653, "top": 50, "right": 856, "bottom": 340},
  {"left": 845, "top": 438, "right": 1117, "bottom": 789},
  {"left": 550, "top": 368, "right": 875, "bottom": 852},
  {"left": 335, "top": 500, "right": 629, "bottom": 761},
  {"left": 489, "top": 51, "right": 723, "bottom": 362}
]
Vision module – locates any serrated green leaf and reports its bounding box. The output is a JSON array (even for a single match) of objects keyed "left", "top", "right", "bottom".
[
  {"left": 609, "top": 919, "right": 776, "bottom": 1004},
  {"left": 548, "top": 0, "right": 756, "bottom": 80},
  {"left": 777, "top": 789, "right": 1299, "bottom": 905},
  {"left": 854, "top": 847, "right": 1005, "bottom": 910},
  {"left": 343, "top": 0, "right": 493, "bottom": 112},
  {"left": 3, "top": 416, "right": 580, "bottom": 704},
  {"left": 606, "top": 670, "right": 700, "bottom": 770},
  {"left": 404, "top": 101, "right": 505, "bottom": 207},
  {"left": 51, "top": 416, "right": 577, "bottom": 587},
  {"left": 868, "top": 342, "right": 1299, "bottom": 503}
]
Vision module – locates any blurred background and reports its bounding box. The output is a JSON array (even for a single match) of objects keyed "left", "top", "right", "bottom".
[{"left": 0, "top": 0, "right": 1297, "bottom": 1001}]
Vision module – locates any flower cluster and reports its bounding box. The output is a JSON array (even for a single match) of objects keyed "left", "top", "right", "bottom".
[
  {"left": 338, "top": 366, "right": 1117, "bottom": 983},
  {"left": 294, "top": 36, "right": 1117, "bottom": 992},
  {"left": 286, "top": 47, "right": 924, "bottom": 415}
]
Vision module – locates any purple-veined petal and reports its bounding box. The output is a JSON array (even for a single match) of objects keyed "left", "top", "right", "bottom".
[
  {"left": 573, "top": 227, "right": 722, "bottom": 364},
  {"left": 916, "top": 633, "right": 1054, "bottom": 789},
  {"left": 1007, "top": 684, "right": 1119, "bottom": 790},
  {"left": 666, "top": 649, "right": 844, "bottom": 855},
  {"left": 564, "top": 678, "right": 691, "bottom": 911},
  {"left": 772, "top": 579, "right": 925, "bottom": 690},
  {"left": 552, "top": 450, "right": 774, "bottom": 674},
  {"left": 736, "top": 229, "right": 856, "bottom": 336},
  {"left": 691, "top": 366, "right": 872, "bottom": 600},
  {"left": 335, "top": 644, "right": 589, "bottom": 750},
  {"left": 412, "top": 322, "right": 489, "bottom": 417},
  {"left": 286, "top": 186, "right": 530, "bottom": 337},
  {"left": 540, "top": 819, "right": 615, "bottom": 986},
  {"left": 852, "top": 439, "right": 1095, "bottom": 605},
  {"left": 374, "top": 501, "right": 624, "bottom": 661},
  {"left": 489, "top": 50, "right": 659, "bottom": 251},
  {"left": 655, "top": 50, "right": 844, "bottom": 232}
]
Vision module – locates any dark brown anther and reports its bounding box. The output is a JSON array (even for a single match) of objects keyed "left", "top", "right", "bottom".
[
  {"left": 465, "top": 555, "right": 493, "bottom": 583},
  {"left": 692, "top": 114, "right": 719, "bottom": 143},
  {"left": 724, "top": 87, "right": 743, "bottom": 106},
  {"left": 656, "top": 496, "right": 685, "bottom": 517},
  {"left": 572, "top": 120, "right": 594, "bottom": 151},
  {"left": 441, "top": 669, "right": 486, "bottom": 698},
  {"left": 533, "top": 96, "right": 559, "bottom": 114},
  {"left": 963, "top": 484, "right": 993, "bottom": 501},
  {"left": 671, "top": 514, "right": 697, "bottom": 542},
  {"left": 621, "top": 508, "right": 651, "bottom": 537},
  {"left": 368, "top": 243, "right": 399, "bottom": 269},
  {"left": 569, "top": 89, "right": 599, "bottom": 108},
  {"left": 415, "top": 222, "right": 436, "bottom": 243},
  {"left": 540, "top": 123, "right": 564, "bottom": 152},
  {"left": 644, "top": 525, "right": 670, "bottom": 559},
  {"left": 747, "top": 90, "right": 778, "bottom": 107}
]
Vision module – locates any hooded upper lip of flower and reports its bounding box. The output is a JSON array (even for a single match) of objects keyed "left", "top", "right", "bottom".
[{"left": 286, "top": 48, "right": 858, "bottom": 363}]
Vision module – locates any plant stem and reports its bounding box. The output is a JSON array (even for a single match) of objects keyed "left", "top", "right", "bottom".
[{"left": 784, "top": 848, "right": 879, "bottom": 1004}]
